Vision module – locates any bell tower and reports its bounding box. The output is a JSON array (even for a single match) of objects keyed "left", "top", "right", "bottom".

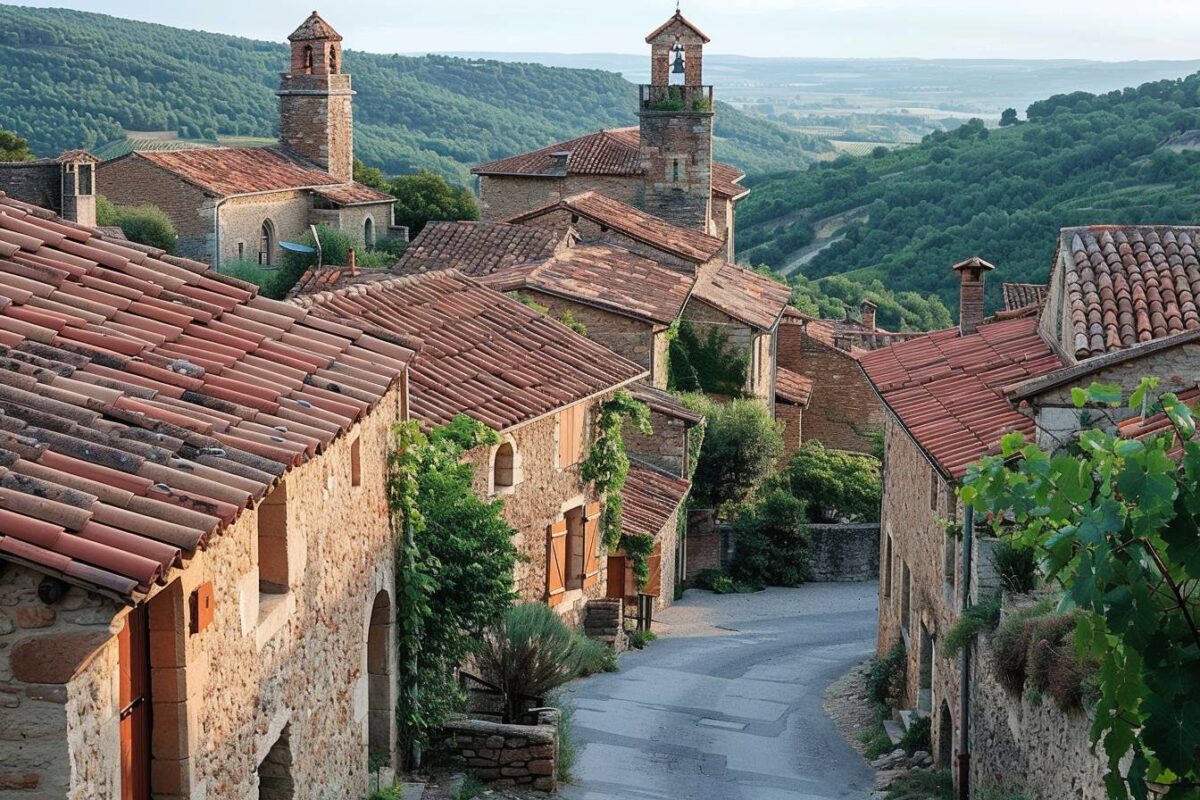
[
  {"left": 638, "top": 8, "right": 713, "bottom": 233},
  {"left": 277, "top": 11, "right": 354, "bottom": 182}
]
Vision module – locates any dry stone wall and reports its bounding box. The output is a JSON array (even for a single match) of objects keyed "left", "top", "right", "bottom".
[
  {"left": 439, "top": 711, "right": 560, "bottom": 793},
  {"left": 806, "top": 523, "right": 880, "bottom": 582}
]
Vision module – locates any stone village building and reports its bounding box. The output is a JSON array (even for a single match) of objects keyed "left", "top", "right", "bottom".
[
  {"left": 291, "top": 270, "right": 699, "bottom": 622},
  {"left": 860, "top": 226, "right": 1200, "bottom": 798},
  {"left": 0, "top": 193, "right": 417, "bottom": 799},
  {"left": 96, "top": 13, "right": 397, "bottom": 268},
  {"left": 0, "top": 151, "right": 99, "bottom": 229}
]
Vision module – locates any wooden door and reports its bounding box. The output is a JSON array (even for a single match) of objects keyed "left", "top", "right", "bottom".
[
  {"left": 118, "top": 604, "right": 151, "bottom": 800},
  {"left": 606, "top": 555, "right": 627, "bottom": 599}
]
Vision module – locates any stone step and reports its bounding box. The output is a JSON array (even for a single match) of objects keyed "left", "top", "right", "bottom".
[{"left": 883, "top": 719, "right": 905, "bottom": 745}]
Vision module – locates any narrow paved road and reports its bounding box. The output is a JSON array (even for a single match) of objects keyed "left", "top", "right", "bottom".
[{"left": 560, "top": 583, "right": 877, "bottom": 800}]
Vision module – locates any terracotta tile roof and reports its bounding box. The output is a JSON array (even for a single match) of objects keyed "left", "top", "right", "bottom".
[
  {"left": 473, "top": 128, "right": 644, "bottom": 178},
  {"left": 620, "top": 465, "right": 691, "bottom": 538},
  {"left": 292, "top": 271, "right": 646, "bottom": 432},
  {"left": 0, "top": 193, "right": 412, "bottom": 601},
  {"left": 1117, "top": 385, "right": 1200, "bottom": 459},
  {"left": 394, "top": 221, "right": 568, "bottom": 278},
  {"left": 289, "top": 11, "right": 342, "bottom": 41},
  {"left": 628, "top": 385, "right": 704, "bottom": 425},
  {"left": 1002, "top": 282, "right": 1048, "bottom": 312},
  {"left": 508, "top": 192, "right": 724, "bottom": 265},
  {"left": 479, "top": 243, "right": 696, "bottom": 325},
  {"left": 711, "top": 161, "right": 749, "bottom": 200},
  {"left": 692, "top": 264, "right": 791, "bottom": 331},
  {"left": 472, "top": 128, "right": 746, "bottom": 202},
  {"left": 775, "top": 367, "right": 813, "bottom": 406},
  {"left": 645, "top": 10, "right": 712, "bottom": 44},
  {"left": 287, "top": 266, "right": 396, "bottom": 299},
  {"left": 859, "top": 315, "right": 1064, "bottom": 479},
  {"left": 114, "top": 148, "right": 390, "bottom": 203},
  {"left": 1063, "top": 226, "right": 1200, "bottom": 359}
]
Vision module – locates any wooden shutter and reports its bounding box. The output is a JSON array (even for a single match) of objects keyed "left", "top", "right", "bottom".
[
  {"left": 546, "top": 520, "right": 568, "bottom": 606},
  {"left": 606, "top": 555, "right": 626, "bottom": 599},
  {"left": 119, "top": 605, "right": 151, "bottom": 800},
  {"left": 644, "top": 543, "right": 664, "bottom": 598},
  {"left": 583, "top": 502, "right": 602, "bottom": 588},
  {"left": 558, "top": 404, "right": 587, "bottom": 467}
]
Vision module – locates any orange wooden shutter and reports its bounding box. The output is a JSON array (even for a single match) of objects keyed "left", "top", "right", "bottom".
[
  {"left": 606, "top": 555, "right": 626, "bottom": 599},
  {"left": 582, "top": 502, "right": 602, "bottom": 587},
  {"left": 546, "top": 520, "right": 568, "bottom": 605},
  {"left": 644, "top": 543, "right": 663, "bottom": 597}
]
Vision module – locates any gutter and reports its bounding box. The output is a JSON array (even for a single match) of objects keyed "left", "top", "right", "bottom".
[{"left": 958, "top": 503, "right": 974, "bottom": 799}]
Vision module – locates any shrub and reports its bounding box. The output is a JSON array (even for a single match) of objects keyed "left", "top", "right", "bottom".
[
  {"left": 368, "top": 785, "right": 404, "bottom": 800},
  {"left": 555, "top": 699, "right": 578, "bottom": 784},
  {"left": 942, "top": 600, "right": 1001, "bottom": 658},
  {"left": 573, "top": 635, "right": 618, "bottom": 677},
  {"left": 785, "top": 440, "right": 881, "bottom": 523},
  {"left": 668, "top": 323, "right": 750, "bottom": 397},
  {"left": 992, "top": 541, "right": 1038, "bottom": 593},
  {"left": 373, "top": 234, "right": 409, "bottom": 257},
  {"left": 898, "top": 714, "right": 931, "bottom": 755},
  {"left": 990, "top": 603, "right": 1092, "bottom": 710},
  {"left": 476, "top": 603, "right": 595, "bottom": 723},
  {"left": 452, "top": 774, "right": 484, "bottom": 800},
  {"left": 729, "top": 488, "right": 811, "bottom": 587},
  {"left": 97, "top": 195, "right": 177, "bottom": 253},
  {"left": 629, "top": 629, "right": 657, "bottom": 650},
  {"left": 867, "top": 640, "right": 907, "bottom": 709},
  {"left": 680, "top": 394, "right": 783, "bottom": 513},
  {"left": 220, "top": 259, "right": 290, "bottom": 298},
  {"left": 861, "top": 722, "right": 894, "bottom": 758}
]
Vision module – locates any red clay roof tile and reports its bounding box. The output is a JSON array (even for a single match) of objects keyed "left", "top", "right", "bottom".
[
  {"left": 692, "top": 264, "right": 791, "bottom": 331},
  {"left": 621, "top": 466, "right": 691, "bottom": 538},
  {"left": 393, "top": 221, "right": 569, "bottom": 278}
]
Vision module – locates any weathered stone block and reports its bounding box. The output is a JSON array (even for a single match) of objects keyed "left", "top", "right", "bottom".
[
  {"left": 10, "top": 630, "right": 110, "bottom": 684},
  {"left": 528, "top": 759, "right": 554, "bottom": 776}
]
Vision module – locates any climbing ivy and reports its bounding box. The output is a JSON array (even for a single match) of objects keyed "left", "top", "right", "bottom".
[
  {"left": 962, "top": 379, "right": 1200, "bottom": 800},
  {"left": 580, "top": 391, "right": 654, "bottom": 586},
  {"left": 667, "top": 321, "right": 750, "bottom": 398},
  {"left": 389, "top": 415, "right": 517, "bottom": 765}
]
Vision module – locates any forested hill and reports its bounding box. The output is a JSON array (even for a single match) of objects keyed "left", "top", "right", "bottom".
[
  {"left": 739, "top": 73, "right": 1200, "bottom": 314},
  {"left": 0, "top": 5, "right": 825, "bottom": 183}
]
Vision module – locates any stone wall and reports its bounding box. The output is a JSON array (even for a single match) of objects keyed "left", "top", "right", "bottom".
[
  {"left": 777, "top": 320, "right": 883, "bottom": 454},
  {"left": 439, "top": 712, "right": 560, "bottom": 793},
  {"left": 878, "top": 413, "right": 964, "bottom": 767},
  {"left": 0, "top": 163, "right": 61, "bottom": 216},
  {"left": 638, "top": 111, "right": 713, "bottom": 232},
  {"left": 807, "top": 523, "right": 880, "bottom": 582},
  {"left": 0, "top": 383, "right": 405, "bottom": 799},
  {"left": 583, "top": 598, "right": 625, "bottom": 653},
  {"left": 777, "top": 401, "right": 803, "bottom": 461},
  {"left": 969, "top": 636, "right": 1110, "bottom": 800},
  {"left": 96, "top": 157, "right": 216, "bottom": 261},
  {"left": 477, "top": 175, "right": 565, "bottom": 222},
  {"left": 325, "top": 202, "right": 396, "bottom": 249},
  {"left": 463, "top": 398, "right": 614, "bottom": 627},
  {"left": 521, "top": 291, "right": 661, "bottom": 382},
  {"left": 683, "top": 508, "right": 723, "bottom": 582},
  {"left": 218, "top": 191, "right": 311, "bottom": 267},
  {"left": 277, "top": 72, "right": 354, "bottom": 183},
  {"left": 624, "top": 405, "right": 691, "bottom": 479}
]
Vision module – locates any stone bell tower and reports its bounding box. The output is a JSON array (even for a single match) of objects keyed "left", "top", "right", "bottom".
[
  {"left": 277, "top": 11, "right": 354, "bottom": 182},
  {"left": 638, "top": 8, "right": 714, "bottom": 233}
]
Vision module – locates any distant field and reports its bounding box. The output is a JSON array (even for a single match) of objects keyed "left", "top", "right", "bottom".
[{"left": 828, "top": 140, "right": 909, "bottom": 156}]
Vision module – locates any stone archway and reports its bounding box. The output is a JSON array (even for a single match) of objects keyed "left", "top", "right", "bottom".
[
  {"left": 938, "top": 701, "right": 954, "bottom": 766},
  {"left": 258, "top": 724, "right": 293, "bottom": 800}
]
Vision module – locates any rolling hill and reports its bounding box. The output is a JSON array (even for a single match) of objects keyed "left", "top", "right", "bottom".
[
  {"left": 0, "top": 4, "right": 827, "bottom": 184},
  {"left": 739, "top": 73, "right": 1200, "bottom": 315}
]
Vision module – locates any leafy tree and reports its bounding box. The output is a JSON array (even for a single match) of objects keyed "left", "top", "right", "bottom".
[
  {"left": 388, "top": 171, "right": 479, "bottom": 237},
  {"left": 389, "top": 416, "right": 518, "bottom": 759},
  {"left": 353, "top": 157, "right": 387, "bottom": 190},
  {"left": 785, "top": 440, "right": 882, "bottom": 522},
  {"left": 668, "top": 322, "right": 750, "bottom": 396},
  {"left": 962, "top": 380, "right": 1200, "bottom": 799},
  {"left": 729, "top": 488, "right": 810, "bottom": 587},
  {"left": 681, "top": 394, "right": 783, "bottom": 514},
  {"left": 96, "top": 195, "right": 176, "bottom": 253},
  {"left": 0, "top": 128, "right": 33, "bottom": 161},
  {"left": 1000, "top": 107, "right": 1020, "bottom": 126}
]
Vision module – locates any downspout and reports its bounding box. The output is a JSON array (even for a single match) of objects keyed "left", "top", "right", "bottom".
[{"left": 957, "top": 503, "right": 974, "bottom": 800}]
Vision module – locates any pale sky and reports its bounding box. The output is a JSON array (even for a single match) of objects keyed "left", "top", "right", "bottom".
[{"left": 16, "top": 0, "right": 1200, "bottom": 60}]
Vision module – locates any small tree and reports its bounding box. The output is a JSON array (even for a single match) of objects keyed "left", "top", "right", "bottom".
[
  {"left": 388, "top": 170, "right": 479, "bottom": 237},
  {"left": 999, "top": 107, "right": 1020, "bottom": 127},
  {"left": 962, "top": 380, "right": 1200, "bottom": 799},
  {"left": 668, "top": 322, "right": 750, "bottom": 397},
  {"left": 0, "top": 129, "right": 34, "bottom": 161},
  {"left": 729, "top": 488, "right": 810, "bottom": 587},
  {"left": 96, "top": 196, "right": 177, "bottom": 254},
  {"left": 785, "top": 440, "right": 881, "bottom": 523},
  {"left": 681, "top": 394, "right": 783, "bottom": 514}
]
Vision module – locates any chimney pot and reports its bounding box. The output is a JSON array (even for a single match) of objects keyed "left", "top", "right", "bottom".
[
  {"left": 952, "top": 256, "right": 995, "bottom": 335},
  {"left": 347, "top": 247, "right": 357, "bottom": 276}
]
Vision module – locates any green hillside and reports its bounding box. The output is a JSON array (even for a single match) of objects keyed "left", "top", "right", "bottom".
[
  {"left": 739, "top": 74, "right": 1200, "bottom": 314},
  {"left": 0, "top": 4, "right": 826, "bottom": 183}
]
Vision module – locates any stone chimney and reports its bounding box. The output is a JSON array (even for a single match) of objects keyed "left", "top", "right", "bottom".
[
  {"left": 859, "top": 298, "right": 877, "bottom": 332},
  {"left": 952, "top": 256, "right": 995, "bottom": 336},
  {"left": 347, "top": 247, "right": 357, "bottom": 276},
  {"left": 548, "top": 151, "right": 571, "bottom": 176}
]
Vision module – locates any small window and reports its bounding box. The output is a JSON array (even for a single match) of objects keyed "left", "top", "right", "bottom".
[
  {"left": 943, "top": 529, "right": 957, "bottom": 595},
  {"left": 900, "top": 561, "right": 912, "bottom": 633},
  {"left": 570, "top": 213, "right": 580, "bottom": 225},
  {"left": 78, "top": 163, "right": 93, "bottom": 196},
  {"left": 363, "top": 217, "right": 375, "bottom": 249},
  {"left": 494, "top": 442, "right": 515, "bottom": 489},
  {"left": 259, "top": 219, "right": 276, "bottom": 266},
  {"left": 672, "top": 158, "right": 681, "bottom": 183},
  {"left": 565, "top": 506, "right": 585, "bottom": 591},
  {"left": 258, "top": 481, "right": 289, "bottom": 595},
  {"left": 236, "top": 241, "right": 245, "bottom": 261},
  {"left": 883, "top": 534, "right": 893, "bottom": 598},
  {"left": 328, "top": 46, "right": 338, "bottom": 74},
  {"left": 351, "top": 436, "right": 362, "bottom": 487},
  {"left": 303, "top": 45, "right": 314, "bottom": 74}
]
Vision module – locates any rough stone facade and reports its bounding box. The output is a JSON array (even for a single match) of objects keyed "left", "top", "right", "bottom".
[
  {"left": 624, "top": 407, "right": 691, "bottom": 479},
  {"left": 521, "top": 291, "right": 670, "bottom": 388},
  {"left": 0, "top": 384, "right": 405, "bottom": 800},
  {"left": 95, "top": 158, "right": 215, "bottom": 260},
  {"left": 683, "top": 509, "right": 723, "bottom": 582},
  {"left": 806, "top": 523, "right": 880, "bottom": 582},
  {"left": 777, "top": 400, "right": 804, "bottom": 460},
  {"left": 638, "top": 111, "right": 713, "bottom": 233},
  {"left": 777, "top": 319, "right": 883, "bottom": 454},
  {"left": 277, "top": 67, "right": 354, "bottom": 183},
  {"left": 0, "top": 157, "right": 96, "bottom": 227},
  {"left": 218, "top": 191, "right": 311, "bottom": 267},
  {"left": 462, "top": 398, "right": 613, "bottom": 627},
  {"left": 878, "top": 413, "right": 964, "bottom": 768},
  {"left": 439, "top": 712, "right": 560, "bottom": 793}
]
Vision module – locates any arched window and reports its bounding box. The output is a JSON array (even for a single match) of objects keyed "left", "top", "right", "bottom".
[
  {"left": 302, "top": 45, "right": 314, "bottom": 75},
  {"left": 367, "top": 590, "right": 394, "bottom": 766},
  {"left": 494, "top": 442, "right": 515, "bottom": 490},
  {"left": 363, "top": 217, "right": 375, "bottom": 249},
  {"left": 328, "top": 46, "right": 338, "bottom": 74},
  {"left": 259, "top": 220, "right": 276, "bottom": 266}
]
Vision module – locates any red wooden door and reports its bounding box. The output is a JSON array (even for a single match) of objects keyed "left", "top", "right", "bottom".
[{"left": 118, "top": 604, "right": 151, "bottom": 800}]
